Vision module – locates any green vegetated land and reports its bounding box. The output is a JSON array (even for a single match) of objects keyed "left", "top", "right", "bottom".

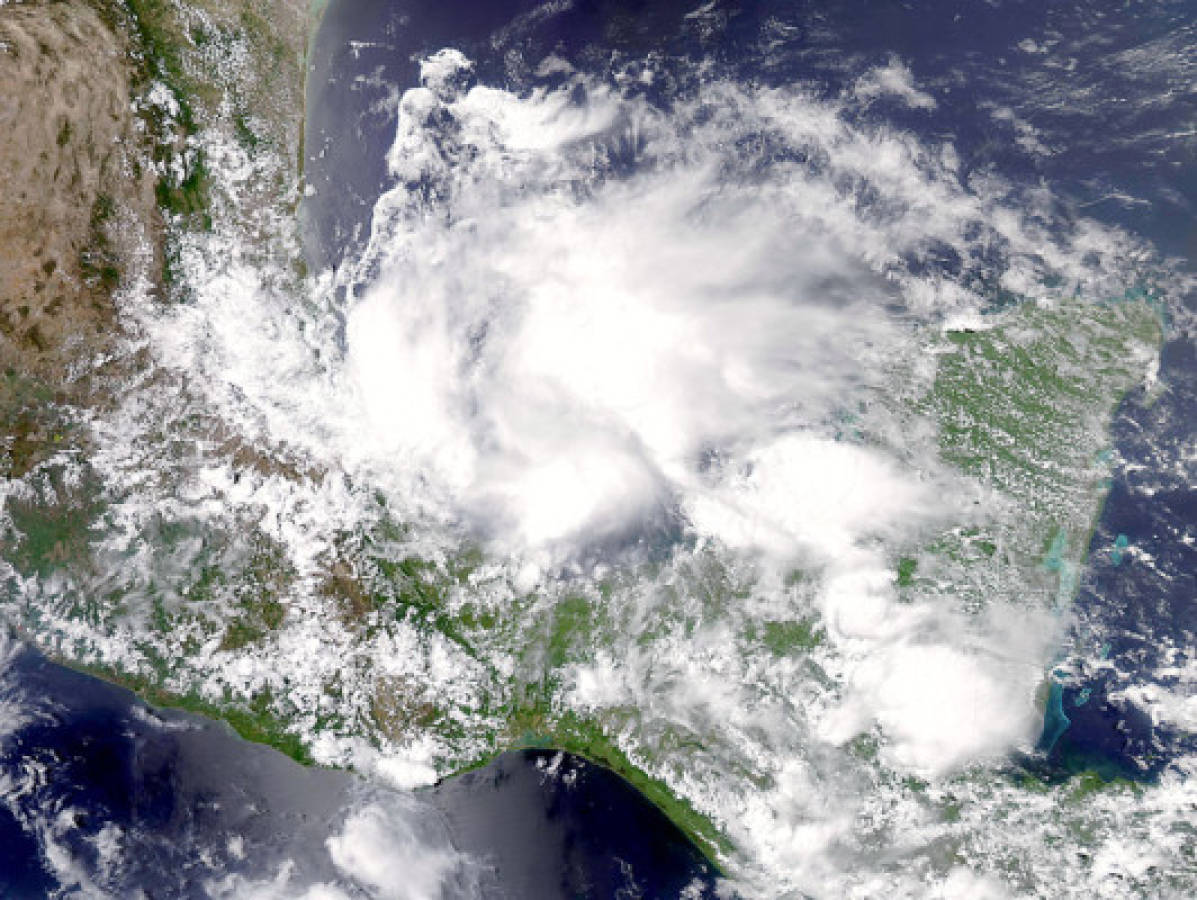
[
  {"left": 1, "top": 0, "right": 312, "bottom": 751},
  {"left": 906, "top": 296, "right": 1161, "bottom": 615},
  {"left": 479, "top": 296, "right": 1165, "bottom": 860},
  {"left": 0, "top": 0, "right": 1168, "bottom": 871}
]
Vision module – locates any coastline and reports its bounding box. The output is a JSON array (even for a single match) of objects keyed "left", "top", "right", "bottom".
[{"left": 3, "top": 2, "right": 1193, "bottom": 894}]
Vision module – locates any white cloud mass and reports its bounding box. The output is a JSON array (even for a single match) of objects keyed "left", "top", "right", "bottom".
[{"left": 65, "top": 37, "right": 1181, "bottom": 898}]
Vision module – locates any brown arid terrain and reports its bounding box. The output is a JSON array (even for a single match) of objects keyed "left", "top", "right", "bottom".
[
  {"left": 0, "top": 0, "right": 311, "bottom": 477},
  {"left": 1, "top": 0, "right": 325, "bottom": 740},
  {"left": 0, "top": 0, "right": 157, "bottom": 381},
  {"left": 0, "top": 0, "right": 161, "bottom": 484}
]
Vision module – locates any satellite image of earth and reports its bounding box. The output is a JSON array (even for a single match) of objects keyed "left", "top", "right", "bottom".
[{"left": 1, "top": 0, "right": 1195, "bottom": 896}]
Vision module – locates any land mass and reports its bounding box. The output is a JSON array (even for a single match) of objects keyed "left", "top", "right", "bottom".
[{"left": 0, "top": 0, "right": 1169, "bottom": 883}]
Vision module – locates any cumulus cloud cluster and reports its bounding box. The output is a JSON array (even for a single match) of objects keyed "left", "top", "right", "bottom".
[
  {"left": 290, "top": 50, "right": 1136, "bottom": 782},
  {"left": 332, "top": 50, "right": 1146, "bottom": 791},
  {"left": 335, "top": 49, "right": 1144, "bottom": 565},
  {"left": 79, "top": 43, "right": 1171, "bottom": 894},
  {"left": 348, "top": 51, "right": 954, "bottom": 555},
  {"left": 206, "top": 796, "right": 478, "bottom": 900},
  {"left": 134, "top": 47, "right": 1144, "bottom": 571},
  {"left": 324, "top": 800, "right": 474, "bottom": 900}
]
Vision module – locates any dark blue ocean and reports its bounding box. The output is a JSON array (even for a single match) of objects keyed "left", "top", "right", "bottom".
[{"left": 3, "top": 0, "right": 1195, "bottom": 895}]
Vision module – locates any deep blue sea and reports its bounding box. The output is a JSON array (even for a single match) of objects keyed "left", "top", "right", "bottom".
[{"left": 3, "top": 0, "right": 1195, "bottom": 896}]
